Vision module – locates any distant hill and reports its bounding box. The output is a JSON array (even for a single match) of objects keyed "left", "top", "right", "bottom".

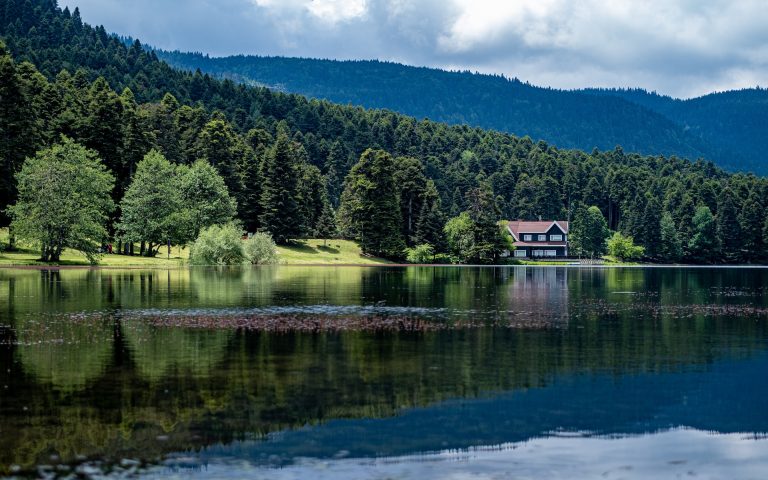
[{"left": 157, "top": 51, "right": 767, "bottom": 174}]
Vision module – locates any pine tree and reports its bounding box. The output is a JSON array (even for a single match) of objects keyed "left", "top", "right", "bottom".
[
  {"left": 258, "top": 128, "right": 301, "bottom": 244},
  {"left": 738, "top": 195, "right": 764, "bottom": 263},
  {"left": 570, "top": 205, "right": 609, "bottom": 258},
  {"left": 337, "top": 149, "right": 406, "bottom": 258},
  {"left": 314, "top": 199, "right": 338, "bottom": 246},
  {"left": 465, "top": 180, "right": 506, "bottom": 264},
  {"left": 716, "top": 189, "right": 741, "bottom": 262},
  {"left": 688, "top": 206, "right": 718, "bottom": 263},
  {"left": 638, "top": 196, "right": 662, "bottom": 259},
  {"left": 658, "top": 212, "right": 682, "bottom": 262},
  {"left": 414, "top": 180, "right": 445, "bottom": 251}
]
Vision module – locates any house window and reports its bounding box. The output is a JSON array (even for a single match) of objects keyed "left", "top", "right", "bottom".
[
  {"left": 523, "top": 234, "right": 532, "bottom": 241},
  {"left": 550, "top": 234, "right": 563, "bottom": 241},
  {"left": 538, "top": 235, "right": 546, "bottom": 241},
  {"left": 514, "top": 250, "right": 527, "bottom": 257},
  {"left": 545, "top": 250, "right": 557, "bottom": 257}
]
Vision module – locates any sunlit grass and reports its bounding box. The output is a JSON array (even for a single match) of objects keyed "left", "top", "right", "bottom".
[
  {"left": 1, "top": 229, "right": 388, "bottom": 266},
  {"left": 276, "top": 239, "right": 392, "bottom": 265},
  {"left": 0, "top": 228, "right": 188, "bottom": 266}
]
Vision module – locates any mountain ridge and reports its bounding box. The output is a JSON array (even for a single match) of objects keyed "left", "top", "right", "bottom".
[{"left": 156, "top": 50, "right": 767, "bottom": 175}]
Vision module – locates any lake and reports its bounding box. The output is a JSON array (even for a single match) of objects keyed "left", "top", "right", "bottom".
[{"left": 1, "top": 266, "right": 767, "bottom": 479}]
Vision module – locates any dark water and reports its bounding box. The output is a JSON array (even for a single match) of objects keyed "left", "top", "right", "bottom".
[{"left": 1, "top": 266, "right": 767, "bottom": 479}]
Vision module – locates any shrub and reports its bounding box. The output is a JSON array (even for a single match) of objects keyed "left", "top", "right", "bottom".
[
  {"left": 189, "top": 223, "right": 244, "bottom": 265},
  {"left": 607, "top": 231, "right": 645, "bottom": 261},
  {"left": 244, "top": 232, "right": 279, "bottom": 265},
  {"left": 405, "top": 243, "right": 435, "bottom": 263}
]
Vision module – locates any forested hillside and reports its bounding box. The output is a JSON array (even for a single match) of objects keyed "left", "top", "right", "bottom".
[
  {"left": 157, "top": 51, "right": 768, "bottom": 175},
  {"left": 0, "top": 0, "right": 767, "bottom": 263}
]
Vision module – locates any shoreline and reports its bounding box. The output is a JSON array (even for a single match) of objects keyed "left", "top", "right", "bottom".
[{"left": 1, "top": 262, "right": 767, "bottom": 270}]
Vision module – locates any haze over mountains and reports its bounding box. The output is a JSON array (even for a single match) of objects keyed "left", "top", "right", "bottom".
[{"left": 158, "top": 51, "right": 768, "bottom": 175}]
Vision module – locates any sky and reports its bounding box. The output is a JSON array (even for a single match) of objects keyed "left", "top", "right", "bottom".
[{"left": 59, "top": 0, "right": 768, "bottom": 99}]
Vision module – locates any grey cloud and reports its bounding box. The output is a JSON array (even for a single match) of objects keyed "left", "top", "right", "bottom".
[{"left": 60, "top": 0, "right": 768, "bottom": 98}]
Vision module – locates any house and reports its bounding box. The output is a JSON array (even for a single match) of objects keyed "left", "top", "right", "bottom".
[{"left": 507, "top": 220, "right": 569, "bottom": 258}]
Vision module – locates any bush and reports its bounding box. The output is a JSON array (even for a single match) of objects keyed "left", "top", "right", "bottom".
[
  {"left": 607, "top": 231, "right": 645, "bottom": 261},
  {"left": 189, "top": 223, "right": 244, "bottom": 265},
  {"left": 405, "top": 243, "right": 435, "bottom": 263},
  {"left": 244, "top": 232, "right": 279, "bottom": 265}
]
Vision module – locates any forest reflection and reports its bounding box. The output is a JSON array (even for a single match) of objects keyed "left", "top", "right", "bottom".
[{"left": 1, "top": 266, "right": 767, "bottom": 474}]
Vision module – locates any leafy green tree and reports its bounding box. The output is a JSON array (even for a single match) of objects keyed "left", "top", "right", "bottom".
[
  {"left": 570, "top": 205, "right": 609, "bottom": 258},
  {"left": 444, "top": 212, "right": 475, "bottom": 263},
  {"left": 716, "top": 189, "right": 741, "bottom": 262},
  {"left": 405, "top": 244, "right": 435, "bottom": 264},
  {"left": 658, "top": 212, "right": 683, "bottom": 262},
  {"left": 189, "top": 223, "right": 244, "bottom": 265},
  {"left": 179, "top": 159, "right": 237, "bottom": 240},
  {"left": 8, "top": 138, "right": 114, "bottom": 263},
  {"left": 607, "top": 232, "right": 645, "bottom": 262},
  {"left": 337, "top": 149, "right": 406, "bottom": 258},
  {"left": 117, "top": 150, "right": 184, "bottom": 255},
  {"left": 258, "top": 128, "right": 302, "bottom": 243},
  {"left": 244, "top": 232, "right": 278, "bottom": 265},
  {"left": 688, "top": 206, "right": 718, "bottom": 263}
]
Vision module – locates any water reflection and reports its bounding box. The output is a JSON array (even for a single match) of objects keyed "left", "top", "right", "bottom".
[{"left": 0, "top": 266, "right": 767, "bottom": 477}]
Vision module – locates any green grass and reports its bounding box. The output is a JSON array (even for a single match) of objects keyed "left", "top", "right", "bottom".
[
  {"left": 0, "top": 229, "right": 388, "bottom": 266},
  {"left": 276, "top": 239, "right": 392, "bottom": 265},
  {"left": 0, "top": 228, "right": 188, "bottom": 266}
]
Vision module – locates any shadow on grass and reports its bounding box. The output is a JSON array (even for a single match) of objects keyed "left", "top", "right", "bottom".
[{"left": 317, "top": 245, "right": 340, "bottom": 254}]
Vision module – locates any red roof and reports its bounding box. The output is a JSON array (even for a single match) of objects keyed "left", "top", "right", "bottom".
[{"left": 507, "top": 220, "right": 569, "bottom": 241}]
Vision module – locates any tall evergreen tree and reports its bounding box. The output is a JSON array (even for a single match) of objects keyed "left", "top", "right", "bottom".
[
  {"left": 465, "top": 180, "right": 506, "bottom": 264},
  {"left": 258, "top": 128, "right": 301, "bottom": 244},
  {"left": 570, "top": 205, "right": 609, "bottom": 258},
  {"left": 314, "top": 199, "right": 338, "bottom": 246},
  {"left": 736, "top": 194, "right": 763, "bottom": 263},
  {"left": 688, "top": 206, "right": 718, "bottom": 263},
  {"left": 337, "top": 149, "right": 406, "bottom": 258},
  {"left": 658, "top": 212, "right": 682, "bottom": 262},
  {"left": 716, "top": 189, "right": 741, "bottom": 262},
  {"left": 414, "top": 180, "right": 445, "bottom": 250},
  {"left": 638, "top": 196, "right": 662, "bottom": 258}
]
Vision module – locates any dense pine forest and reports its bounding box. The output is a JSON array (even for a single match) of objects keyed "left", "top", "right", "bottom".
[
  {"left": 157, "top": 51, "right": 768, "bottom": 175},
  {"left": 1, "top": 0, "right": 767, "bottom": 263}
]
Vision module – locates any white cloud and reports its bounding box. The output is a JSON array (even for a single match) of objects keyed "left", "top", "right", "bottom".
[{"left": 61, "top": 0, "right": 768, "bottom": 98}]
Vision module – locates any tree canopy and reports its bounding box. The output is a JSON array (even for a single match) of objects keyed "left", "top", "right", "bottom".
[{"left": 8, "top": 138, "right": 114, "bottom": 263}]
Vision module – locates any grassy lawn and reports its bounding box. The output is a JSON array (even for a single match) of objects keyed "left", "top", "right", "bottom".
[
  {"left": 277, "top": 239, "right": 392, "bottom": 265},
  {"left": 1, "top": 229, "right": 388, "bottom": 266},
  {"left": 0, "top": 228, "right": 189, "bottom": 266}
]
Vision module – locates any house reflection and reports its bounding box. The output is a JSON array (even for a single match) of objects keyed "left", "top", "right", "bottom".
[{"left": 506, "top": 267, "right": 569, "bottom": 326}]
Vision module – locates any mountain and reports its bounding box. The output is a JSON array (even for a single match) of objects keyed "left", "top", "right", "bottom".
[
  {"left": 156, "top": 51, "right": 767, "bottom": 175},
  {"left": 1, "top": 0, "right": 767, "bottom": 263}
]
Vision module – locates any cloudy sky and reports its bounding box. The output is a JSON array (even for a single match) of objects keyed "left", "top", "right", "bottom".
[{"left": 60, "top": 0, "right": 767, "bottom": 98}]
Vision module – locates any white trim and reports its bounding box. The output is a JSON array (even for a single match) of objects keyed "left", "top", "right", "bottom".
[{"left": 507, "top": 226, "right": 519, "bottom": 241}]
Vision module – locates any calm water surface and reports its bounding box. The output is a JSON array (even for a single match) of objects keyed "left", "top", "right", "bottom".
[{"left": 1, "top": 266, "right": 767, "bottom": 479}]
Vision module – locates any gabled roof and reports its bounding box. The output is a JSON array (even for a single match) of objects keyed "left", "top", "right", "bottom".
[{"left": 507, "top": 220, "right": 569, "bottom": 241}]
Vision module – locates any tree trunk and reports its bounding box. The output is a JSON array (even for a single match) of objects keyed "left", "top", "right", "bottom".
[
  {"left": 140, "top": 241, "right": 145, "bottom": 256},
  {"left": 8, "top": 226, "right": 15, "bottom": 251}
]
